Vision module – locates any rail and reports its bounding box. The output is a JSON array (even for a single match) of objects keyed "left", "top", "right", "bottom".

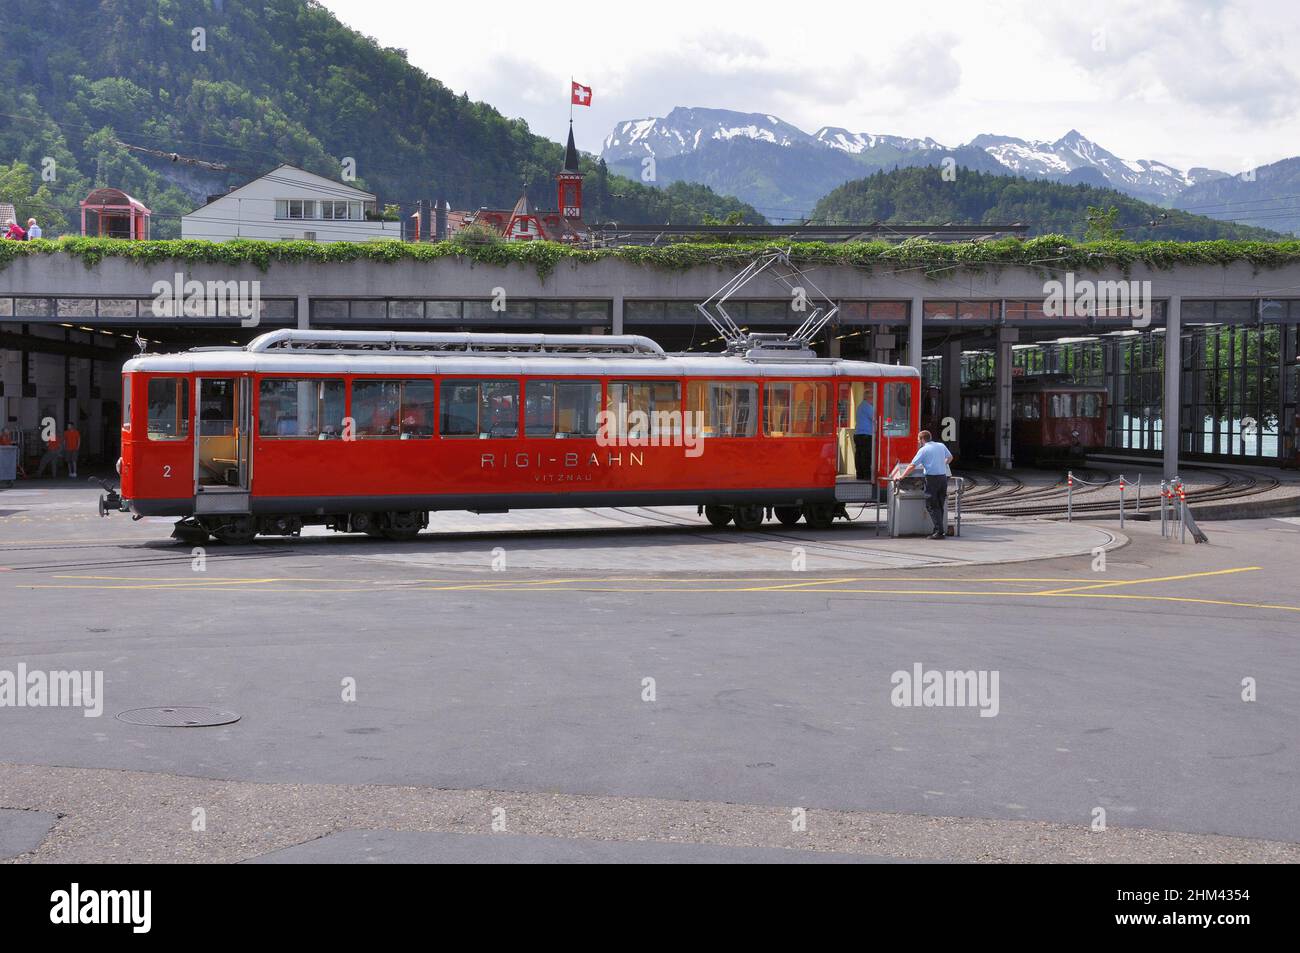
[{"left": 1067, "top": 469, "right": 1207, "bottom": 543}]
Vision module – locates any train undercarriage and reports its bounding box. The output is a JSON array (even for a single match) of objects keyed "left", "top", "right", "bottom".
[{"left": 168, "top": 502, "right": 849, "bottom": 544}]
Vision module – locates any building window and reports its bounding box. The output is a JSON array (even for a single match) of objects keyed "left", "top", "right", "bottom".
[
  {"left": 276, "top": 199, "right": 317, "bottom": 220},
  {"left": 321, "top": 200, "right": 363, "bottom": 221}
]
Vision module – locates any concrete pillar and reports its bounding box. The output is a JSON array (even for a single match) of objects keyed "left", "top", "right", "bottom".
[
  {"left": 871, "top": 330, "right": 896, "bottom": 365},
  {"left": 828, "top": 333, "right": 842, "bottom": 359},
  {"left": 297, "top": 293, "right": 310, "bottom": 330},
  {"left": 995, "top": 326, "right": 1018, "bottom": 469},
  {"left": 908, "top": 295, "right": 924, "bottom": 372},
  {"left": 1163, "top": 295, "right": 1181, "bottom": 479},
  {"left": 941, "top": 337, "right": 962, "bottom": 437},
  {"left": 611, "top": 296, "right": 623, "bottom": 335}
]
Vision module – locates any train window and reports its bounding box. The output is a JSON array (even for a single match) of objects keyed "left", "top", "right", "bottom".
[
  {"left": 259, "top": 379, "right": 346, "bottom": 438},
  {"left": 1014, "top": 396, "right": 1041, "bottom": 420},
  {"left": 686, "top": 381, "right": 757, "bottom": 437},
  {"left": 146, "top": 378, "right": 189, "bottom": 441},
  {"left": 606, "top": 381, "right": 683, "bottom": 438},
  {"left": 525, "top": 381, "right": 600, "bottom": 437},
  {"left": 1077, "top": 393, "right": 1102, "bottom": 417},
  {"left": 1049, "top": 394, "right": 1074, "bottom": 418},
  {"left": 440, "top": 380, "right": 519, "bottom": 438},
  {"left": 122, "top": 376, "right": 132, "bottom": 433},
  {"left": 764, "top": 382, "right": 831, "bottom": 436},
  {"left": 352, "top": 380, "right": 433, "bottom": 439},
  {"left": 881, "top": 382, "right": 911, "bottom": 436}
]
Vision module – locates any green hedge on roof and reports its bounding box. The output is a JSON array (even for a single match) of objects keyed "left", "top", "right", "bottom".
[{"left": 4, "top": 235, "right": 1300, "bottom": 280}]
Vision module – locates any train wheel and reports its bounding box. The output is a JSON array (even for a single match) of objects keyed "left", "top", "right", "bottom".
[
  {"left": 773, "top": 505, "right": 802, "bottom": 526},
  {"left": 703, "top": 505, "right": 733, "bottom": 528},
  {"left": 350, "top": 512, "right": 384, "bottom": 537},
  {"left": 381, "top": 511, "right": 425, "bottom": 541},
  {"left": 211, "top": 515, "right": 256, "bottom": 545},
  {"left": 802, "top": 503, "right": 837, "bottom": 529},
  {"left": 732, "top": 504, "right": 765, "bottom": 531}
]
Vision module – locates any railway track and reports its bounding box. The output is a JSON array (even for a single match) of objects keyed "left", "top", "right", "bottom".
[{"left": 961, "top": 466, "right": 1281, "bottom": 517}]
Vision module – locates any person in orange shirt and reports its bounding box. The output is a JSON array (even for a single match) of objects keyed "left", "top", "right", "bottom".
[
  {"left": 62, "top": 422, "right": 82, "bottom": 478},
  {"left": 36, "top": 429, "right": 62, "bottom": 478}
]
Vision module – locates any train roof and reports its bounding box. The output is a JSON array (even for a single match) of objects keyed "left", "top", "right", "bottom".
[
  {"left": 123, "top": 330, "right": 921, "bottom": 380},
  {"left": 962, "top": 376, "right": 1108, "bottom": 393}
]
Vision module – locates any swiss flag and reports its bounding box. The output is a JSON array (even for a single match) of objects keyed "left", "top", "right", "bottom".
[{"left": 571, "top": 81, "right": 592, "bottom": 106}]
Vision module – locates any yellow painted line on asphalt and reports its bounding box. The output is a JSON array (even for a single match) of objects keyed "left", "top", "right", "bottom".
[
  {"left": 20, "top": 583, "right": 1300, "bottom": 614},
  {"left": 1030, "top": 566, "right": 1261, "bottom": 596}
]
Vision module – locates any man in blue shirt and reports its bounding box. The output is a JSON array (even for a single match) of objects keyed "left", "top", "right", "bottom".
[
  {"left": 854, "top": 396, "right": 874, "bottom": 481},
  {"left": 898, "top": 430, "right": 954, "bottom": 539}
]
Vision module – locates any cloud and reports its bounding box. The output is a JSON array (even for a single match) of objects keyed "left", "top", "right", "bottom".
[{"left": 1028, "top": 0, "right": 1300, "bottom": 122}]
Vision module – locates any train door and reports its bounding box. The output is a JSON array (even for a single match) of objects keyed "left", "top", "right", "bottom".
[
  {"left": 194, "top": 376, "right": 251, "bottom": 513},
  {"left": 879, "top": 379, "right": 915, "bottom": 475},
  {"left": 836, "top": 381, "right": 877, "bottom": 483}
]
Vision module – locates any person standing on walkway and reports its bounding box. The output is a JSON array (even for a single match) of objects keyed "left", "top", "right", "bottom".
[
  {"left": 26, "top": 218, "right": 41, "bottom": 240},
  {"left": 854, "top": 394, "right": 874, "bottom": 481},
  {"left": 898, "top": 430, "right": 954, "bottom": 539},
  {"left": 62, "top": 421, "right": 81, "bottom": 478}
]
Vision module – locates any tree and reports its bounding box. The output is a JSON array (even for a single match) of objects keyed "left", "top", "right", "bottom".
[{"left": 1084, "top": 205, "right": 1124, "bottom": 241}]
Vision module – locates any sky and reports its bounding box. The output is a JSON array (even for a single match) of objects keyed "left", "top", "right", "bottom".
[{"left": 318, "top": 0, "right": 1299, "bottom": 173}]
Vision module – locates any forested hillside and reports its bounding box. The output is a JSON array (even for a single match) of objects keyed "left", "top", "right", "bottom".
[
  {"left": 0, "top": 0, "right": 761, "bottom": 237},
  {"left": 812, "top": 166, "right": 1282, "bottom": 241}
]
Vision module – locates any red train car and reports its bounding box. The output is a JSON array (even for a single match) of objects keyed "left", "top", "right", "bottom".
[
  {"left": 105, "top": 330, "right": 920, "bottom": 542},
  {"left": 958, "top": 377, "right": 1108, "bottom": 463}
]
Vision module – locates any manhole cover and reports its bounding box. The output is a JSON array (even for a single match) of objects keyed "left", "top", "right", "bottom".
[{"left": 116, "top": 706, "right": 241, "bottom": 728}]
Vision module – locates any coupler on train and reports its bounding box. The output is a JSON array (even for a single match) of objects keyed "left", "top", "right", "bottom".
[{"left": 92, "top": 477, "right": 128, "bottom": 518}]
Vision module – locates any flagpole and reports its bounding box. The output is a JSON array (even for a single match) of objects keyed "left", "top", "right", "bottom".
[{"left": 569, "top": 76, "right": 573, "bottom": 123}]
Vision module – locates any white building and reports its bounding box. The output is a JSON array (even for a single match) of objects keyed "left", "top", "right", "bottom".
[{"left": 181, "top": 164, "right": 401, "bottom": 242}]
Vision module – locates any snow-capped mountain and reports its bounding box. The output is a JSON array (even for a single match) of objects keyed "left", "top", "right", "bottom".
[
  {"left": 812, "top": 127, "right": 945, "bottom": 156},
  {"left": 965, "top": 130, "right": 1225, "bottom": 202},
  {"left": 600, "top": 108, "right": 1232, "bottom": 214},
  {"left": 603, "top": 107, "right": 817, "bottom": 161}
]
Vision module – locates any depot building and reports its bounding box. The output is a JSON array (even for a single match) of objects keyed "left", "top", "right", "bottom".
[{"left": 2, "top": 245, "right": 1298, "bottom": 477}]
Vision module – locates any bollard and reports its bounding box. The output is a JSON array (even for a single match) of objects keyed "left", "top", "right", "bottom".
[
  {"left": 1136, "top": 473, "right": 1142, "bottom": 514},
  {"left": 1066, "top": 470, "right": 1073, "bottom": 522},
  {"left": 1159, "top": 481, "right": 1168, "bottom": 537},
  {"left": 1177, "top": 479, "right": 1187, "bottom": 544},
  {"left": 1119, "top": 476, "right": 1126, "bottom": 530}
]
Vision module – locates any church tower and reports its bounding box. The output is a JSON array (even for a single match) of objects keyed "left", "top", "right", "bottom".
[{"left": 555, "top": 122, "right": 584, "bottom": 219}]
